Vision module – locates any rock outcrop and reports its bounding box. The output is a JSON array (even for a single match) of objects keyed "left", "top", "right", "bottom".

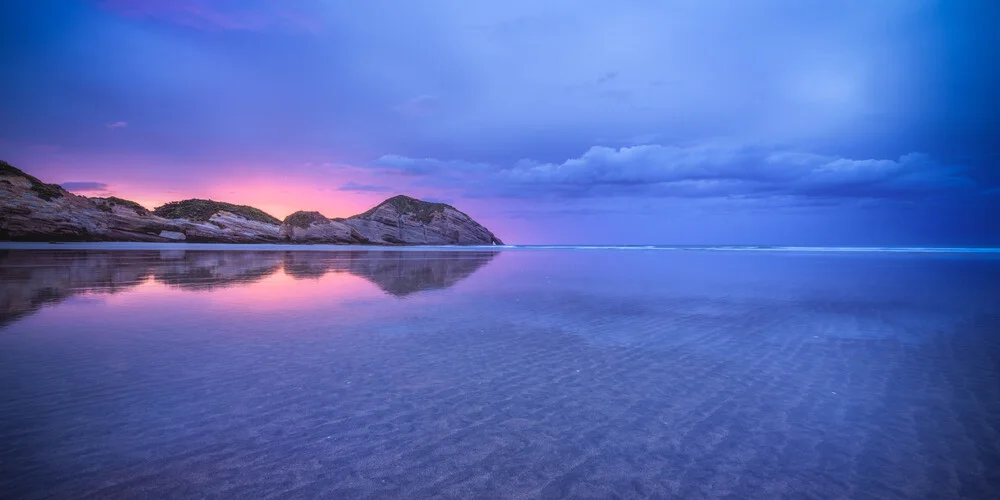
[
  {"left": 344, "top": 195, "right": 504, "bottom": 245},
  {"left": 1, "top": 161, "right": 109, "bottom": 240},
  {"left": 278, "top": 211, "right": 368, "bottom": 244},
  {"left": 0, "top": 161, "right": 504, "bottom": 245}
]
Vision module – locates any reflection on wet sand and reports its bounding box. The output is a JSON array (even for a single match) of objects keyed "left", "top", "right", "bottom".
[
  {"left": 0, "top": 249, "right": 498, "bottom": 327},
  {"left": 2, "top": 250, "right": 999, "bottom": 499}
]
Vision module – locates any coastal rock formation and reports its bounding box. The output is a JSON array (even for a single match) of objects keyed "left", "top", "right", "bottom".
[
  {"left": 151, "top": 199, "right": 283, "bottom": 243},
  {"left": 345, "top": 195, "right": 504, "bottom": 245},
  {"left": 0, "top": 161, "right": 503, "bottom": 245},
  {"left": 0, "top": 162, "right": 279, "bottom": 243},
  {"left": 278, "top": 211, "right": 368, "bottom": 244},
  {"left": 1, "top": 162, "right": 110, "bottom": 240}
]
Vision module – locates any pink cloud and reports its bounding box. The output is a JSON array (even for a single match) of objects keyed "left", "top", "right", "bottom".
[
  {"left": 106, "top": 121, "right": 128, "bottom": 129},
  {"left": 393, "top": 95, "right": 439, "bottom": 118},
  {"left": 98, "top": 0, "right": 321, "bottom": 34}
]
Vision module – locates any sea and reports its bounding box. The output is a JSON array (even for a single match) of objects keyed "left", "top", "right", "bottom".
[{"left": 1, "top": 243, "right": 999, "bottom": 499}]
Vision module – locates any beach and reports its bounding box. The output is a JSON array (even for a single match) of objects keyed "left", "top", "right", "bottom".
[{"left": 1, "top": 247, "right": 998, "bottom": 498}]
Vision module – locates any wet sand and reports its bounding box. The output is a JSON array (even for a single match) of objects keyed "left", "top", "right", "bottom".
[{"left": 1, "top": 249, "right": 998, "bottom": 498}]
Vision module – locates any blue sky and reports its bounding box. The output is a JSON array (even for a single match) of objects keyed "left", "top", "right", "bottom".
[{"left": 1, "top": 0, "right": 997, "bottom": 244}]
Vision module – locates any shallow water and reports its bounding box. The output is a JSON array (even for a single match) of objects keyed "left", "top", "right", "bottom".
[{"left": 1, "top": 247, "right": 999, "bottom": 499}]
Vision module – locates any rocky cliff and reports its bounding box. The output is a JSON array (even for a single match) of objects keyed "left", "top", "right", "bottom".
[
  {"left": 279, "top": 211, "right": 369, "bottom": 244},
  {"left": 0, "top": 161, "right": 504, "bottom": 245},
  {"left": 345, "top": 195, "right": 504, "bottom": 245}
]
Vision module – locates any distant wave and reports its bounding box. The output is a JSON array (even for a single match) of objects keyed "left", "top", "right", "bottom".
[
  {"left": 1, "top": 242, "right": 998, "bottom": 254},
  {"left": 722, "top": 246, "right": 1000, "bottom": 253},
  {"left": 502, "top": 245, "right": 1000, "bottom": 254}
]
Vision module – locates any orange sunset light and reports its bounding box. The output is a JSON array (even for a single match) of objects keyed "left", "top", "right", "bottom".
[
  {"left": 117, "top": 177, "right": 391, "bottom": 220},
  {"left": 103, "top": 263, "right": 384, "bottom": 312},
  {"left": 199, "top": 266, "right": 385, "bottom": 313}
]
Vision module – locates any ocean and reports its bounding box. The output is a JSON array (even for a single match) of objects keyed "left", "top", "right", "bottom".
[{"left": 2, "top": 245, "right": 998, "bottom": 498}]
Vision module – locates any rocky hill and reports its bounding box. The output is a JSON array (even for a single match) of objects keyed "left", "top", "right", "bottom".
[
  {"left": 0, "top": 160, "right": 504, "bottom": 245},
  {"left": 153, "top": 199, "right": 281, "bottom": 225},
  {"left": 346, "top": 195, "right": 504, "bottom": 245},
  {"left": 278, "top": 211, "right": 369, "bottom": 244}
]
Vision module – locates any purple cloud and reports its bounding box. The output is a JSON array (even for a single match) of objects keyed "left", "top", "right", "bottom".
[
  {"left": 98, "top": 0, "right": 320, "bottom": 33},
  {"left": 1, "top": 0, "right": 995, "bottom": 245},
  {"left": 336, "top": 181, "right": 394, "bottom": 193},
  {"left": 378, "top": 144, "right": 977, "bottom": 201},
  {"left": 60, "top": 181, "right": 110, "bottom": 192},
  {"left": 393, "top": 95, "right": 440, "bottom": 118},
  {"left": 105, "top": 121, "right": 128, "bottom": 129},
  {"left": 375, "top": 155, "right": 491, "bottom": 176}
]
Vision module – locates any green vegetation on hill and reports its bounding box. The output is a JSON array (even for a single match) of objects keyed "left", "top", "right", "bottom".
[
  {"left": 283, "top": 211, "right": 329, "bottom": 228},
  {"left": 93, "top": 196, "right": 150, "bottom": 215},
  {"left": 355, "top": 195, "right": 454, "bottom": 223},
  {"left": 153, "top": 199, "right": 280, "bottom": 225},
  {"left": 0, "top": 160, "right": 67, "bottom": 201}
]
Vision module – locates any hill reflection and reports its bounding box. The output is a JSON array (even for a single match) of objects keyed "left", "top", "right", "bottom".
[{"left": 0, "top": 249, "right": 499, "bottom": 327}]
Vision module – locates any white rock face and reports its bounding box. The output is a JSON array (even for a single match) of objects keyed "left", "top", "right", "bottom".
[
  {"left": 177, "top": 212, "right": 281, "bottom": 243},
  {"left": 278, "top": 211, "right": 366, "bottom": 243},
  {"left": 159, "top": 230, "right": 187, "bottom": 240},
  {"left": 1, "top": 173, "right": 110, "bottom": 240}
]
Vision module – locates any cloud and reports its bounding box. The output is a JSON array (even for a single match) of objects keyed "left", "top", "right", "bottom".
[
  {"left": 423, "top": 197, "right": 454, "bottom": 204},
  {"left": 336, "top": 181, "right": 394, "bottom": 193},
  {"left": 626, "top": 134, "right": 662, "bottom": 145},
  {"left": 98, "top": 0, "right": 320, "bottom": 33},
  {"left": 393, "top": 95, "right": 439, "bottom": 117},
  {"left": 374, "top": 154, "right": 491, "bottom": 176},
  {"left": 60, "top": 181, "right": 110, "bottom": 192},
  {"left": 332, "top": 0, "right": 950, "bottom": 164},
  {"left": 10, "top": 0, "right": 987, "bottom": 180},
  {"left": 596, "top": 71, "right": 619, "bottom": 85},
  {"left": 105, "top": 121, "right": 128, "bottom": 129},
  {"left": 505, "top": 146, "right": 975, "bottom": 199},
  {"left": 379, "top": 143, "right": 978, "bottom": 201}
]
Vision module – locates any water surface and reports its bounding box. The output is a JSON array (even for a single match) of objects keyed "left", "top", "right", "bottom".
[{"left": 2, "top": 247, "right": 999, "bottom": 498}]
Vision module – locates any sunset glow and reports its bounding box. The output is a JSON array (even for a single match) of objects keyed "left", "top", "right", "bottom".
[{"left": 1, "top": 0, "right": 997, "bottom": 244}]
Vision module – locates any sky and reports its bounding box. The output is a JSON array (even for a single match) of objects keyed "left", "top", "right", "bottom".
[{"left": 1, "top": 0, "right": 997, "bottom": 245}]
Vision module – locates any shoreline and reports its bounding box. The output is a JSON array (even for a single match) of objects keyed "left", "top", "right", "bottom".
[{"left": 1, "top": 241, "right": 998, "bottom": 254}]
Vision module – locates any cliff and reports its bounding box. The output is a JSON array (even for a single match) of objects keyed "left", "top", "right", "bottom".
[
  {"left": 346, "top": 195, "right": 504, "bottom": 245},
  {"left": 278, "top": 211, "right": 369, "bottom": 244},
  {"left": 0, "top": 161, "right": 503, "bottom": 245}
]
